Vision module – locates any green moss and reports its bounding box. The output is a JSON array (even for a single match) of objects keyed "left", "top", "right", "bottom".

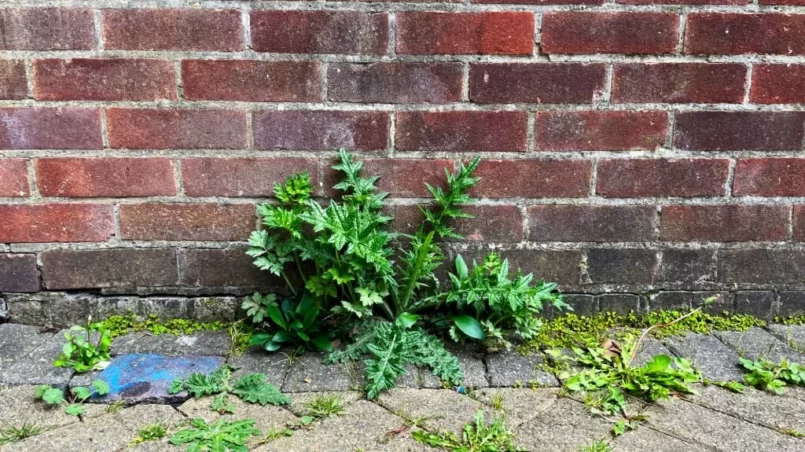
[
  {"left": 99, "top": 314, "right": 230, "bottom": 339},
  {"left": 775, "top": 315, "right": 805, "bottom": 326}
]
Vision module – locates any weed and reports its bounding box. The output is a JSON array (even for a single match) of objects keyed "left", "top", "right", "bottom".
[
  {"left": 53, "top": 318, "right": 112, "bottom": 373},
  {"left": 254, "top": 427, "right": 294, "bottom": 445},
  {"left": 129, "top": 421, "right": 168, "bottom": 446},
  {"left": 305, "top": 394, "right": 345, "bottom": 418},
  {"left": 244, "top": 292, "right": 331, "bottom": 352},
  {"left": 580, "top": 439, "right": 612, "bottom": 452},
  {"left": 169, "top": 418, "right": 260, "bottom": 452},
  {"left": 740, "top": 358, "right": 805, "bottom": 394},
  {"left": 612, "top": 416, "right": 646, "bottom": 437},
  {"left": 0, "top": 423, "right": 44, "bottom": 444},
  {"left": 106, "top": 400, "right": 126, "bottom": 414},
  {"left": 34, "top": 379, "right": 110, "bottom": 416},
  {"left": 704, "top": 379, "right": 745, "bottom": 393},
  {"left": 777, "top": 427, "right": 805, "bottom": 438},
  {"left": 413, "top": 409, "right": 524, "bottom": 452},
  {"left": 490, "top": 392, "right": 505, "bottom": 411},
  {"left": 169, "top": 365, "right": 290, "bottom": 411}
]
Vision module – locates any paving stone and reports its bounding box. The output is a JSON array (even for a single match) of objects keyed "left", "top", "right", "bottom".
[
  {"left": 110, "top": 331, "right": 231, "bottom": 357},
  {"left": 282, "top": 353, "right": 356, "bottom": 393},
  {"left": 684, "top": 384, "right": 805, "bottom": 432},
  {"left": 0, "top": 331, "right": 74, "bottom": 386},
  {"left": 421, "top": 344, "right": 488, "bottom": 389},
  {"left": 645, "top": 397, "right": 805, "bottom": 452},
  {"left": 396, "top": 364, "right": 420, "bottom": 388},
  {"left": 663, "top": 333, "right": 744, "bottom": 381},
  {"left": 1, "top": 411, "right": 130, "bottom": 452},
  {"left": 472, "top": 387, "right": 558, "bottom": 427},
  {"left": 613, "top": 426, "right": 710, "bottom": 452},
  {"left": 68, "top": 370, "right": 101, "bottom": 391},
  {"left": 631, "top": 337, "right": 676, "bottom": 367},
  {"left": 0, "top": 385, "right": 80, "bottom": 431},
  {"left": 765, "top": 324, "right": 805, "bottom": 357},
  {"left": 0, "top": 324, "right": 53, "bottom": 362},
  {"left": 178, "top": 396, "right": 298, "bottom": 433},
  {"left": 285, "top": 391, "right": 362, "bottom": 417},
  {"left": 227, "top": 348, "right": 292, "bottom": 388},
  {"left": 373, "top": 428, "right": 432, "bottom": 452},
  {"left": 485, "top": 351, "right": 559, "bottom": 388},
  {"left": 376, "top": 388, "right": 490, "bottom": 434},
  {"left": 786, "top": 386, "right": 805, "bottom": 404},
  {"left": 717, "top": 327, "right": 805, "bottom": 363},
  {"left": 514, "top": 397, "right": 612, "bottom": 452},
  {"left": 255, "top": 400, "right": 404, "bottom": 452}
]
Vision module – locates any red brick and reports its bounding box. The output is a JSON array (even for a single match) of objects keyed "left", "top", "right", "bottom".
[
  {"left": 251, "top": 11, "right": 388, "bottom": 55},
  {"left": 535, "top": 111, "right": 667, "bottom": 151},
  {"left": 794, "top": 206, "right": 805, "bottom": 241},
  {"left": 469, "top": 63, "right": 605, "bottom": 104},
  {"left": 327, "top": 63, "right": 462, "bottom": 104},
  {"left": 527, "top": 205, "right": 657, "bottom": 242},
  {"left": 34, "top": 59, "right": 176, "bottom": 101},
  {"left": 0, "top": 204, "right": 113, "bottom": 243},
  {"left": 612, "top": 64, "right": 747, "bottom": 103},
  {"left": 396, "top": 111, "right": 528, "bottom": 152},
  {"left": 733, "top": 159, "right": 805, "bottom": 197},
  {"left": 397, "top": 12, "right": 534, "bottom": 55},
  {"left": 35, "top": 158, "right": 176, "bottom": 198},
  {"left": 471, "top": 159, "right": 592, "bottom": 198},
  {"left": 253, "top": 111, "right": 388, "bottom": 151},
  {"left": 661, "top": 205, "right": 788, "bottom": 241},
  {"left": 674, "top": 112, "right": 805, "bottom": 151},
  {"left": 751, "top": 65, "right": 805, "bottom": 104},
  {"left": 119, "top": 203, "right": 255, "bottom": 241},
  {"left": 362, "top": 159, "right": 456, "bottom": 198},
  {"left": 0, "top": 254, "right": 39, "bottom": 293},
  {"left": 0, "top": 159, "right": 29, "bottom": 197},
  {"left": 179, "top": 248, "right": 283, "bottom": 290},
  {"left": 182, "top": 60, "right": 321, "bottom": 102},
  {"left": 597, "top": 159, "right": 729, "bottom": 198},
  {"left": 760, "top": 0, "right": 805, "bottom": 4},
  {"left": 619, "top": 0, "right": 746, "bottom": 3},
  {"left": 41, "top": 249, "right": 178, "bottom": 290},
  {"left": 393, "top": 204, "right": 523, "bottom": 241},
  {"left": 0, "top": 60, "right": 27, "bottom": 100},
  {"left": 183, "top": 158, "right": 318, "bottom": 197},
  {"left": 0, "top": 108, "right": 102, "bottom": 150},
  {"left": 474, "top": 0, "right": 601, "bottom": 4},
  {"left": 0, "top": 8, "right": 95, "bottom": 50},
  {"left": 685, "top": 14, "right": 805, "bottom": 55},
  {"left": 541, "top": 12, "right": 679, "bottom": 55},
  {"left": 107, "top": 109, "right": 248, "bottom": 150},
  {"left": 103, "top": 8, "right": 242, "bottom": 51}
]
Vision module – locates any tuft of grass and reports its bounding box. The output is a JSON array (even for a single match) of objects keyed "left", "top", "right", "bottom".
[
  {"left": 777, "top": 427, "right": 805, "bottom": 438},
  {"left": 0, "top": 423, "right": 45, "bottom": 445},
  {"left": 580, "top": 439, "right": 612, "bottom": 452},
  {"left": 413, "top": 409, "right": 524, "bottom": 451},
  {"left": 254, "top": 427, "right": 294, "bottom": 446},
  {"left": 129, "top": 421, "right": 168, "bottom": 446},
  {"left": 106, "top": 400, "right": 126, "bottom": 414},
  {"left": 305, "top": 394, "right": 345, "bottom": 419},
  {"left": 490, "top": 392, "right": 505, "bottom": 411}
]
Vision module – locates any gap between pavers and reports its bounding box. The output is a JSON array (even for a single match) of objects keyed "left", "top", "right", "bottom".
[{"left": 717, "top": 327, "right": 805, "bottom": 363}]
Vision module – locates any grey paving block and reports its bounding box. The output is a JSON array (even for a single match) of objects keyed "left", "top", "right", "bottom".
[
  {"left": 421, "top": 344, "right": 488, "bottom": 389},
  {"left": 110, "top": 331, "right": 231, "bottom": 357},
  {"left": 0, "top": 331, "right": 74, "bottom": 386},
  {"left": 717, "top": 327, "right": 805, "bottom": 363},
  {"left": 613, "top": 427, "right": 710, "bottom": 452},
  {"left": 631, "top": 337, "right": 676, "bottom": 367},
  {"left": 685, "top": 384, "right": 805, "bottom": 432},
  {"left": 285, "top": 391, "right": 363, "bottom": 417},
  {"left": 282, "top": 353, "right": 356, "bottom": 393},
  {"left": 227, "top": 348, "right": 292, "bottom": 388},
  {"left": 68, "top": 370, "right": 101, "bottom": 391},
  {"left": 2, "top": 410, "right": 130, "bottom": 452},
  {"left": 0, "top": 385, "right": 80, "bottom": 431},
  {"left": 663, "top": 333, "right": 744, "bottom": 382},
  {"left": 472, "top": 387, "right": 559, "bottom": 427},
  {"left": 376, "top": 388, "right": 490, "bottom": 435},
  {"left": 514, "top": 398, "right": 612, "bottom": 452},
  {"left": 0, "top": 323, "right": 53, "bottom": 362},
  {"left": 485, "top": 351, "right": 559, "bottom": 388},
  {"left": 766, "top": 324, "right": 805, "bottom": 356}
]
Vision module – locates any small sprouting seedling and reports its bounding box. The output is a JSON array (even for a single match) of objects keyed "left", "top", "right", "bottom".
[
  {"left": 169, "top": 366, "right": 290, "bottom": 412},
  {"left": 490, "top": 392, "right": 505, "bottom": 411},
  {"left": 611, "top": 416, "right": 646, "bottom": 437},
  {"left": 169, "top": 418, "right": 260, "bottom": 452},
  {"left": 106, "top": 400, "right": 126, "bottom": 414},
  {"left": 580, "top": 439, "right": 612, "bottom": 452},
  {"left": 740, "top": 358, "right": 805, "bottom": 394},
  {"left": 705, "top": 379, "right": 745, "bottom": 393},
  {"left": 0, "top": 423, "right": 44, "bottom": 445},
  {"left": 300, "top": 416, "right": 314, "bottom": 426},
  {"left": 305, "top": 394, "right": 345, "bottom": 419},
  {"left": 34, "top": 379, "right": 110, "bottom": 416},
  {"left": 255, "top": 427, "right": 294, "bottom": 446},
  {"left": 211, "top": 394, "right": 236, "bottom": 414},
  {"left": 53, "top": 318, "right": 112, "bottom": 373},
  {"left": 413, "top": 409, "right": 524, "bottom": 452},
  {"left": 129, "top": 421, "right": 168, "bottom": 446},
  {"left": 777, "top": 427, "right": 805, "bottom": 438}
]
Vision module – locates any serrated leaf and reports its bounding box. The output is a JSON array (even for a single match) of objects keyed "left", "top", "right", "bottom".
[
  {"left": 169, "top": 378, "right": 185, "bottom": 395},
  {"left": 92, "top": 379, "right": 110, "bottom": 396},
  {"left": 64, "top": 404, "right": 84, "bottom": 416},
  {"left": 42, "top": 387, "right": 65, "bottom": 405},
  {"left": 231, "top": 374, "right": 290, "bottom": 406}
]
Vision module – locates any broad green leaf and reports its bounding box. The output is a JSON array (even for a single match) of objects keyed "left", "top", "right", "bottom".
[
  {"left": 92, "top": 379, "right": 110, "bottom": 396},
  {"left": 395, "top": 312, "right": 419, "bottom": 329},
  {"left": 453, "top": 315, "right": 485, "bottom": 340},
  {"left": 64, "top": 404, "right": 84, "bottom": 416}
]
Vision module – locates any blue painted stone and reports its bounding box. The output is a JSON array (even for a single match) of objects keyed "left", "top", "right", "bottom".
[{"left": 93, "top": 353, "right": 225, "bottom": 403}]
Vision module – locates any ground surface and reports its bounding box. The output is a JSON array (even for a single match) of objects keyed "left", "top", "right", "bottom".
[{"left": 1, "top": 323, "right": 805, "bottom": 451}]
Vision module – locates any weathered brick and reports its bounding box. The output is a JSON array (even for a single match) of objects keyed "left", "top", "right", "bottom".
[
  {"left": 534, "top": 111, "right": 667, "bottom": 151},
  {"left": 182, "top": 158, "right": 318, "bottom": 197},
  {"left": 541, "top": 12, "right": 679, "bottom": 54},
  {"left": 471, "top": 159, "right": 592, "bottom": 198},
  {"left": 361, "top": 159, "right": 456, "bottom": 198},
  {"left": 0, "top": 254, "right": 39, "bottom": 293},
  {"left": 597, "top": 159, "right": 729, "bottom": 198},
  {"left": 119, "top": 203, "right": 255, "bottom": 241},
  {"left": 734, "top": 291, "right": 775, "bottom": 319},
  {"left": 560, "top": 294, "right": 598, "bottom": 317},
  {"left": 0, "top": 108, "right": 102, "bottom": 150},
  {"left": 778, "top": 292, "right": 805, "bottom": 317},
  {"left": 660, "top": 205, "right": 788, "bottom": 242},
  {"left": 674, "top": 112, "right": 805, "bottom": 151},
  {"left": 396, "top": 111, "right": 527, "bottom": 152},
  {"left": 0, "top": 60, "right": 27, "bottom": 100},
  {"left": 35, "top": 158, "right": 176, "bottom": 198},
  {"left": 327, "top": 63, "right": 462, "bottom": 104},
  {"left": 0, "top": 204, "right": 113, "bottom": 243},
  {"left": 41, "top": 249, "right": 178, "bottom": 290},
  {"left": 452, "top": 249, "right": 582, "bottom": 285},
  {"left": 469, "top": 63, "right": 605, "bottom": 104},
  {"left": 718, "top": 249, "right": 805, "bottom": 284},
  {"left": 598, "top": 294, "right": 642, "bottom": 315},
  {"left": 659, "top": 249, "right": 717, "bottom": 285},
  {"left": 619, "top": 0, "right": 747, "bottom": 3},
  {"left": 0, "top": 159, "right": 29, "bottom": 197},
  {"left": 34, "top": 59, "right": 176, "bottom": 101},
  {"left": 103, "top": 8, "right": 242, "bottom": 51},
  {"left": 612, "top": 63, "right": 746, "bottom": 103},
  {"left": 527, "top": 205, "right": 657, "bottom": 242},
  {"left": 253, "top": 111, "right": 388, "bottom": 151},
  {"left": 397, "top": 12, "right": 534, "bottom": 55},
  {"left": 760, "top": 0, "right": 805, "bottom": 4},
  {"left": 751, "top": 65, "right": 805, "bottom": 104},
  {"left": 793, "top": 206, "right": 805, "bottom": 241},
  {"left": 182, "top": 60, "right": 321, "bottom": 102},
  {"left": 251, "top": 11, "right": 388, "bottom": 55},
  {"left": 651, "top": 291, "right": 729, "bottom": 311},
  {"left": 685, "top": 13, "right": 805, "bottom": 55},
  {"left": 734, "top": 159, "right": 805, "bottom": 197},
  {"left": 179, "top": 249, "right": 283, "bottom": 290},
  {"left": 587, "top": 249, "right": 657, "bottom": 284},
  {"left": 0, "top": 8, "right": 94, "bottom": 50},
  {"left": 392, "top": 204, "right": 523, "bottom": 242},
  {"left": 107, "top": 108, "right": 248, "bottom": 150},
  {"left": 475, "top": 0, "right": 601, "bottom": 3}
]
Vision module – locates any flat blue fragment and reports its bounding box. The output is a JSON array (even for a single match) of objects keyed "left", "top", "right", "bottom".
[{"left": 93, "top": 353, "right": 225, "bottom": 403}]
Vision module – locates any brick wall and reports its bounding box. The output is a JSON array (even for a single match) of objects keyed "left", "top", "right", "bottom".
[{"left": 2, "top": 1, "right": 805, "bottom": 324}]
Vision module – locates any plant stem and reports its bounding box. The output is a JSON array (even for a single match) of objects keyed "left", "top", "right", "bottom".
[
  {"left": 294, "top": 252, "right": 307, "bottom": 284},
  {"left": 398, "top": 232, "right": 435, "bottom": 315},
  {"left": 281, "top": 272, "right": 298, "bottom": 297},
  {"left": 628, "top": 307, "right": 703, "bottom": 366}
]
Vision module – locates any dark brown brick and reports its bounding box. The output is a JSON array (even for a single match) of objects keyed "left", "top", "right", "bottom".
[
  {"left": 598, "top": 294, "right": 642, "bottom": 315},
  {"left": 103, "top": 9, "right": 242, "bottom": 51},
  {"left": 251, "top": 11, "right": 388, "bottom": 55},
  {"left": 651, "top": 291, "right": 729, "bottom": 311},
  {"left": 0, "top": 60, "right": 27, "bottom": 99},
  {"left": 396, "top": 111, "right": 527, "bottom": 152},
  {"left": 35, "top": 158, "right": 176, "bottom": 198},
  {"left": 362, "top": 159, "right": 456, "bottom": 198},
  {"left": 541, "top": 12, "right": 679, "bottom": 54},
  {"left": 535, "top": 111, "right": 667, "bottom": 151},
  {"left": 327, "top": 63, "right": 462, "bottom": 104},
  {"left": 597, "top": 159, "right": 729, "bottom": 198},
  {"left": 254, "top": 110, "right": 388, "bottom": 151},
  {"left": 182, "top": 158, "right": 319, "bottom": 197},
  {"left": 119, "top": 203, "right": 255, "bottom": 241},
  {"left": 612, "top": 63, "right": 746, "bottom": 103},
  {"left": 674, "top": 112, "right": 805, "bottom": 151},
  {"left": 107, "top": 109, "right": 248, "bottom": 150},
  {"left": 34, "top": 59, "right": 176, "bottom": 101},
  {"left": 686, "top": 13, "right": 805, "bottom": 55},
  {"left": 659, "top": 249, "right": 717, "bottom": 285},
  {"left": 734, "top": 291, "right": 775, "bottom": 319},
  {"left": 452, "top": 205, "right": 524, "bottom": 242},
  {"left": 718, "top": 249, "right": 805, "bottom": 284},
  {"left": 527, "top": 205, "right": 657, "bottom": 242},
  {"left": 471, "top": 159, "right": 592, "bottom": 198},
  {"left": 397, "top": 12, "right": 534, "bottom": 55},
  {"left": 0, "top": 8, "right": 95, "bottom": 50},
  {"left": 469, "top": 63, "right": 606, "bottom": 104},
  {"left": 459, "top": 249, "right": 582, "bottom": 285},
  {"left": 0, "top": 254, "right": 40, "bottom": 293},
  {"left": 661, "top": 205, "right": 789, "bottom": 241},
  {"left": 475, "top": 0, "right": 602, "bottom": 3},
  {"left": 587, "top": 248, "right": 657, "bottom": 284},
  {"left": 619, "top": 0, "right": 747, "bottom": 3},
  {"left": 751, "top": 65, "right": 805, "bottom": 104},
  {"left": 41, "top": 249, "right": 178, "bottom": 289},
  {"left": 179, "top": 248, "right": 285, "bottom": 290},
  {"left": 0, "top": 204, "right": 113, "bottom": 243},
  {"left": 778, "top": 292, "right": 805, "bottom": 317},
  {"left": 793, "top": 206, "right": 805, "bottom": 242},
  {"left": 0, "top": 108, "right": 102, "bottom": 150},
  {"left": 734, "top": 159, "right": 805, "bottom": 197},
  {"left": 182, "top": 60, "right": 322, "bottom": 102},
  {"left": 0, "top": 159, "right": 29, "bottom": 197}
]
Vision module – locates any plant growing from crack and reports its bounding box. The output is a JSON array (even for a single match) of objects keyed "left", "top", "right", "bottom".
[
  {"left": 0, "top": 423, "right": 44, "bottom": 445},
  {"left": 169, "top": 418, "right": 261, "bottom": 452},
  {"left": 34, "top": 379, "right": 110, "bottom": 416},
  {"left": 129, "top": 420, "right": 169, "bottom": 446},
  {"left": 413, "top": 409, "right": 524, "bottom": 452},
  {"left": 53, "top": 317, "right": 112, "bottom": 373},
  {"left": 738, "top": 357, "right": 805, "bottom": 394},
  {"left": 169, "top": 365, "right": 290, "bottom": 412}
]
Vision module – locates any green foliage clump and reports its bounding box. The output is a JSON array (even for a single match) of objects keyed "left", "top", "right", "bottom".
[
  {"left": 242, "top": 293, "right": 331, "bottom": 353},
  {"left": 129, "top": 421, "right": 168, "bottom": 446},
  {"left": 775, "top": 315, "right": 805, "bottom": 325},
  {"left": 170, "top": 418, "right": 260, "bottom": 452},
  {"left": 0, "top": 423, "right": 44, "bottom": 445},
  {"left": 99, "top": 314, "right": 231, "bottom": 339},
  {"left": 580, "top": 439, "right": 612, "bottom": 452},
  {"left": 305, "top": 394, "right": 345, "bottom": 419},
  {"left": 739, "top": 358, "right": 805, "bottom": 394},
  {"left": 34, "top": 379, "right": 110, "bottom": 416},
  {"left": 169, "top": 366, "right": 290, "bottom": 411},
  {"left": 413, "top": 409, "right": 524, "bottom": 452},
  {"left": 53, "top": 319, "right": 112, "bottom": 373}
]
